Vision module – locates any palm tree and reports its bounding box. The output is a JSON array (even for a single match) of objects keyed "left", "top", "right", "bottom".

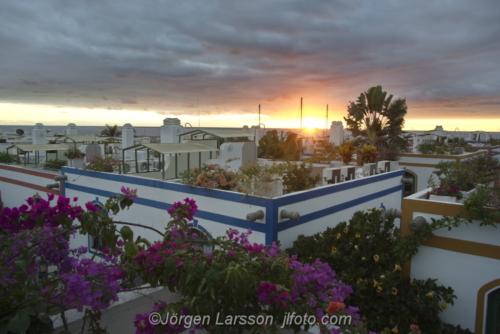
[
  {"left": 100, "top": 124, "right": 122, "bottom": 137},
  {"left": 344, "top": 85, "right": 407, "bottom": 150}
]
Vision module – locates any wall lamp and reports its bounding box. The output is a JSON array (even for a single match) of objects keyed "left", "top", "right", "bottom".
[
  {"left": 280, "top": 209, "right": 300, "bottom": 221},
  {"left": 246, "top": 210, "right": 265, "bottom": 222},
  {"left": 46, "top": 183, "right": 60, "bottom": 189},
  {"left": 409, "top": 216, "right": 427, "bottom": 232}
]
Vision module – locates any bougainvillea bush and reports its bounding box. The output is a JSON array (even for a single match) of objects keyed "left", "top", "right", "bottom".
[
  {"left": 1, "top": 189, "right": 366, "bottom": 334},
  {"left": 286, "top": 209, "right": 458, "bottom": 333},
  {"left": 131, "top": 198, "right": 362, "bottom": 334},
  {"left": 0, "top": 191, "right": 132, "bottom": 333}
]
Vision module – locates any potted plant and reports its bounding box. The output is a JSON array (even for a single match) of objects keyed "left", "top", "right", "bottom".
[
  {"left": 428, "top": 184, "right": 463, "bottom": 203},
  {"left": 64, "top": 147, "right": 86, "bottom": 168}
]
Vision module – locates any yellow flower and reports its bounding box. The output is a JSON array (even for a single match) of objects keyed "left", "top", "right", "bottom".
[
  {"left": 378, "top": 208, "right": 383, "bottom": 212},
  {"left": 373, "top": 279, "right": 380, "bottom": 287},
  {"left": 343, "top": 227, "right": 349, "bottom": 233},
  {"left": 355, "top": 234, "right": 361, "bottom": 239},
  {"left": 380, "top": 275, "right": 385, "bottom": 279},
  {"left": 410, "top": 280, "right": 416, "bottom": 286},
  {"left": 331, "top": 247, "right": 337, "bottom": 254},
  {"left": 336, "top": 233, "right": 341, "bottom": 240},
  {"left": 441, "top": 302, "right": 448, "bottom": 309},
  {"left": 392, "top": 287, "right": 398, "bottom": 295},
  {"left": 391, "top": 326, "right": 398, "bottom": 333},
  {"left": 394, "top": 264, "right": 402, "bottom": 272},
  {"left": 362, "top": 257, "right": 366, "bottom": 260},
  {"left": 354, "top": 245, "right": 359, "bottom": 250},
  {"left": 356, "top": 278, "right": 363, "bottom": 284},
  {"left": 373, "top": 254, "right": 380, "bottom": 262},
  {"left": 377, "top": 286, "right": 383, "bottom": 293},
  {"left": 426, "top": 291, "right": 435, "bottom": 298},
  {"left": 366, "top": 207, "right": 372, "bottom": 211}
]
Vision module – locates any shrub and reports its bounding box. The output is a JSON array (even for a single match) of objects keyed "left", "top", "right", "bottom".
[
  {"left": 359, "top": 145, "right": 379, "bottom": 164},
  {"left": 287, "top": 209, "right": 457, "bottom": 333},
  {"left": 43, "top": 159, "right": 67, "bottom": 171},
  {"left": 282, "top": 162, "right": 321, "bottom": 193},
  {"left": 0, "top": 152, "right": 17, "bottom": 164},
  {"left": 416, "top": 142, "right": 436, "bottom": 154},
  {"left": 180, "top": 162, "right": 243, "bottom": 191},
  {"left": 84, "top": 155, "right": 121, "bottom": 172},
  {"left": 339, "top": 141, "right": 356, "bottom": 164},
  {"left": 64, "top": 147, "right": 86, "bottom": 159}
]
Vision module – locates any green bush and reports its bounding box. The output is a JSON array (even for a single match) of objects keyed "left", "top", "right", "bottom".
[
  {"left": 286, "top": 209, "right": 457, "bottom": 333},
  {"left": 282, "top": 162, "right": 321, "bottom": 193},
  {"left": 84, "top": 155, "right": 121, "bottom": 172},
  {"left": 416, "top": 142, "right": 436, "bottom": 154},
  {"left": 0, "top": 152, "right": 17, "bottom": 164},
  {"left": 43, "top": 159, "right": 67, "bottom": 171}
]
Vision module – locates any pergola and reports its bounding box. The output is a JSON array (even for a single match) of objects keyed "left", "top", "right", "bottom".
[
  {"left": 6, "top": 144, "right": 71, "bottom": 166},
  {"left": 178, "top": 129, "right": 254, "bottom": 148},
  {"left": 121, "top": 142, "right": 219, "bottom": 179},
  {"left": 55, "top": 135, "right": 120, "bottom": 149}
]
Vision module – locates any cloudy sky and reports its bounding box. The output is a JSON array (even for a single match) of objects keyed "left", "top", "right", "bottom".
[{"left": 0, "top": 0, "right": 499, "bottom": 130}]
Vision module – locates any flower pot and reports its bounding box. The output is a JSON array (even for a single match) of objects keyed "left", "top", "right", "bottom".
[
  {"left": 69, "top": 158, "right": 85, "bottom": 169},
  {"left": 429, "top": 195, "right": 459, "bottom": 203},
  {"left": 462, "top": 188, "right": 476, "bottom": 200}
]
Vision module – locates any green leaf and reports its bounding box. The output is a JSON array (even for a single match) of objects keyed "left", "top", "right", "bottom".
[
  {"left": 7, "top": 309, "right": 30, "bottom": 333},
  {"left": 14, "top": 260, "right": 26, "bottom": 271},
  {"left": 124, "top": 241, "right": 139, "bottom": 258},
  {"left": 119, "top": 226, "right": 134, "bottom": 242}
]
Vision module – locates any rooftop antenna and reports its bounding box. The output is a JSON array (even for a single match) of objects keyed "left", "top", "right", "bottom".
[
  {"left": 300, "top": 97, "right": 303, "bottom": 131},
  {"left": 325, "top": 104, "right": 328, "bottom": 137},
  {"left": 258, "top": 104, "right": 261, "bottom": 128}
]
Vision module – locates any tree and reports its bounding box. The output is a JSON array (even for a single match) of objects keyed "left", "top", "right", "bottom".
[
  {"left": 100, "top": 124, "right": 122, "bottom": 137},
  {"left": 258, "top": 130, "right": 300, "bottom": 160},
  {"left": 344, "top": 86, "right": 407, "bottom": 150}
]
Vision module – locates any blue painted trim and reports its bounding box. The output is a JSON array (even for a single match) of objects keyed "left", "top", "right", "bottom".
[
  {"left": 65, "top": 183, "right": 266, "bottom": 233},
  {"left": 61, "top": 167, "right": 271, "bottom": 205},
  {"left": 273, "top": 170, "right": 405, "bottom": 206},
  {"left": 277, "top": 184, "right": 404, "bottom": 232},
  {"left": 264, "top": 200, "right": 276, "bottom": 245}
]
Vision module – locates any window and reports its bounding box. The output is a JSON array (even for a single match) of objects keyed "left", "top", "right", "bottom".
[
  {"left": 403, "top": 170, "right": 417, "bottom": 197},
  {"left": 486, "top": 288, "right": 500, "bottom": 333},
  {"left": 188, "top": 227, "right": 212, "bottom": 253}
]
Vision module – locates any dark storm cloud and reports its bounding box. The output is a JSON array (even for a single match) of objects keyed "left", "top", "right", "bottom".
[{"left": 0, "top": 0, "right": 499, "bottom": 120}]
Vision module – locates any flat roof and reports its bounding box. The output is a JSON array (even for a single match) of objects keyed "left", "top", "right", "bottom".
[
  {"left": 7, "top": 144, "right": 71, "bottom": 151},
  {"left": 55, "top": 135, "right": 118, "bottom": 143},
  {"left": 123, "top": 142, "right": 218, "bottom": 154},
  {"left": 180, "top": 129, "right": 254, "bottom": 139}
]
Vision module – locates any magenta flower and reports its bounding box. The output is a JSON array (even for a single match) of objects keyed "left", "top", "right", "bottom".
[{"left": 120, "top": 186, "right": 138, "bottom": 200}]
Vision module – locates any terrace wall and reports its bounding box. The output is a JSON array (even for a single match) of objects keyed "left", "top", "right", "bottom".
[
  {"left": 0, "top": 164, "right": 404, "bottom": 251},
  {"left": 402, "top": 189, "right": 500, "bottom": 333}
]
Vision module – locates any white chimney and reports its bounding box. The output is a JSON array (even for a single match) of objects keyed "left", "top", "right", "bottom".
[
  {"left": 32, "top": 123, "right": 47, "bottom": 145},
  {"left": 66, "top": 123, "right": 78, "bottom": 135},
  {"left": 160, "top": 118, "right": 183, "bottom": 144},
  {"left": 122, "top": 123, "right": 135, "bottom": 160}
]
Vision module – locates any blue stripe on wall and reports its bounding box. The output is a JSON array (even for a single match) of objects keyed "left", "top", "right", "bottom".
[
  {"left": 273, "top": 170, "right": 405, "bottom": 206},
  {"left": 65, "top": 183, "right": 266, "bottom": 233},
  {"left": 62, "top": 168, "right": 405, "bottom": 245},
  {"left": 276, "top": 184, "right": 403, "bottom": 232},
  {"left": 62, "top": 167, "right": 271, "bottom": 205}
]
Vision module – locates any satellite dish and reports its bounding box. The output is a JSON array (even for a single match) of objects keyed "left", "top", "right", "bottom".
[{"left": 16, "top": 129, "right": 24, "bottom": 136}]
